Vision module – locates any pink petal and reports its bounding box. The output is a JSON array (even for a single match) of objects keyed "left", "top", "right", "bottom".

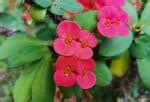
[
  {"left": 117, "top": 22, "right": 129, "bottom": 36},
  {"left": 96, "top": 0, "right": 125, "bottom": 9},
  {"left": 57, "top": 20, "right": 81, "bottom": 39},
  {"left": 54, "top": 70, "right": 76, "bottom": 87},
  {"left": 77, "top": 72, "right": 96, "bottom": 89},
  {"left": 119, "top": 9, "right": 129, "bottom": 23},
  {"left": 76, "top": 59, "right": 96, "bottom": 74},
  {"left": 55, "top": 56, "right": 78, "bottom": 71},
  {"left": 111, "top": 0, "right": 125, "bottom": 7},
  {"left": 79, "top": 30, "right": 98, "bottom": 48},
  {"left": 98, "top": 6, "right": 118, "bottom": 19},
  {"left": 53, "top": 38, "right": 77, "bottom": 56},
  {"left": 95, "top": 0, "right": 105, "bottom": 9},
  {"left": 97, "top": 19, "right": 117, "bottom": 38},
  {"left": 75, "top": 43, "right": 93, "bottom": 59}
]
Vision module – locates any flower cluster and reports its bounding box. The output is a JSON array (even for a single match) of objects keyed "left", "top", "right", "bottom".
[
  {"left": 96, "top": 0, "right": 130, "bottom": 38},
  {"left": 53, "top": 20, "right": 97, "bottom": 89},
  {"left": 54, "top": 56, "right": 96, "bottom": 89}
]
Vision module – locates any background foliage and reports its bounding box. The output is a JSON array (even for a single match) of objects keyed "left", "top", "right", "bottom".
[{"left": 0, "top": 0, "right": 150, "bottom": 102}]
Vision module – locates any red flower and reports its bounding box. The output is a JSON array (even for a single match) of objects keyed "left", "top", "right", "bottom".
[
  {"left": 54, "top": 56, "right": 96, "bottom": 89},
  {"left": 53, "top": 20, "right": 81, "bottom": 56},
  {"left": 77, "top": 0, "right": 96, "bottom": 11},
  {"left": 75, "top": 30, "right": 98, "bottom": 59},
  {"left": 54, "top": 56, "right": 78, "bottom": 87},
  {"left": 76, "top": 59, "right": 96, "bottom": 89}
]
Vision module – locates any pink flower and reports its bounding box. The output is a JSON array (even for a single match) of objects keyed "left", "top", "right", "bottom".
[
  {"left": 77, "top": 0, "right": 96, "bottom": 11},
  {"left": 53, "top": 20, "right": 98, "bottom": 59},
  {"left": 97, "top": 6, "right": 129, "bottom": 38},
  {"left": 76, "top": 59, "right": 96, "bottom": 89},
  {"left": 54, "top": 56, "right": 96, "bottom": 89},
  {"left": 75, "top": 30, "right": 98, "bottom": 59},
  {"left": 53, "top": 20, "right": 81, "bottom": 56},
  {"left": 95, "top": 0, "right": 125, "bottom": 9},
  {"left": 54, "top": 56, "right": 78, "bottom": 87}
]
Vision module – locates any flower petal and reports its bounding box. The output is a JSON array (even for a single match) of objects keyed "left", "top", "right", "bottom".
[
  {"left": 96, "top": 0, "right": 125, "bottom": 9},
  {"left": 55, "top": 56, "right": 78, "bottom": 71},
  {"left": 111, "top": 0, "right": 125, "bottom": 7},
  {"left": 53, "top": 38, "right": 77, "bottom": 56},
  {"left": 54, "top": 70, "right": 76, "bottom": 87},
  {"left": 75, "top": 43, "right": 93, "bottom": 59},
  {"left": 78, "top": 0, "right": 96, "bottom": 10},
  {"left": 79, "top": 30, "right": 98, "bottom": 48},
  {"left": 117, "top": 22, "right": 129, "bottom": 36},
  {"left": 57, "top": 20, "right": 81, "bottom": 39},
  {"left": 119, "top": 9, "right": 129, "bottom": 23},
  {"left": 98, "top": 6, "right": 118, "bottom": 19},
  {"left": 76, "top": 59, "right": 96, "bottom": 74},
  {"left": 77, "top": 72, "right": 96, "bottom": 89},
  {"left": 97, "top": 19, "right": 117, "bottom": 38}
]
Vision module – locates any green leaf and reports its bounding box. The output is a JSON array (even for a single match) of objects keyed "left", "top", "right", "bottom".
[
  {"left": 34, "top": 0, "right": 52, "bottom": 8},
  {"left": 73, "top": 10, "right": 97, "bottom": 31},
  {"left": 32, "top": 55, "right": 55, "bottom": 102},
  {"left": 140, "top": 2, "right": 150, "bottom": 26},
  {"left": 36, "top": 19, "right": 57, "bottom": 40},
  {"left": 36, "top": 27, "right": 56, "bottom": 41},
  {"left": 13, "top": 62, "right": 39, "bottom": 102},
  {"left": 57, "top": 0, "right": 83, "bottom": 13},
  {"left": 0, "top": 0, "right": 4, "bottom": 12},
  {"left": 130, "top": 35, "right": 150, "bottom": 59},
  {"left": 0, "top": 0, "right": 9, "bottom": 12},
  {"left": 142, "top": 26, "right": 150, "bottom": 35},
  {"left": 137, "top": 59, "right": 150, "bottom": 89},
  {"left": 130, "top": 43, "right": 147, "bottom": 59},
  {"left": 95, "top": 62, "right": 112, "bottom": 87},
  {"left": 0, "top": 35, "right": 6, "bottom": 45},
  {"left": 126, "top": 0, "right": 132, "bottom": 3},
  {"left": 123, "top": 2, "right": 138, "bottom": 23},
  {"left": 8, "top": 46, "right": 49, "bottom": 67},
  {"left": 99, "top": 32, "right": 133, "bottom": 57},
  {"left": 0, "top": 33, "right": 49, "bottom": 60},
  {"left": 60, "top": 86, "right": 82, "bottom": 99},
  {"left": 0, "top": 13, "right": 24, "bottom": 31},
  {"left": 0, "top": 61, "right": 8, "bottom": 69},
  {"left": 29, "top": 5, "right": 46, "bottom": 22},
  {"left": 16, "top": 0, "right": 25, "bottom": 5},
  {"left": 50, "top": 5, "right": 65, "bottom": 15},
  {"left": 13, "top": 56, "right": 55, "bottom": 102}
]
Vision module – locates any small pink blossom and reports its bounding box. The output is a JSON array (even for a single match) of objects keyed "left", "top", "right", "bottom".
[
  {"left": 95, "top": 0, "right": 125, "bottom": 9},
  {"left": 75, "top": 30, "right": 98, "bottom": 59},
  {"left": 76, "top": 59, "right": 96, "bottom": 89},
  {"left": 97, "top": 6, "right": 129, "bottom": 38},
  {"left": 54, "top": 56, "right": 78, "bottom": 87},
  {"left": 53, "top": 20, "right": 81, "bottom": 56}
]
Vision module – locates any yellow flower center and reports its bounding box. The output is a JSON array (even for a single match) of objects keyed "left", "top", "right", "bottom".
[
  {"left": 65, "top": 35, "right": 73, "bottom": 44},
  {"left": 82, "top": 68, "right": 88, "bottom": 76},
  {"left": 81, "top": 40, "right": 88, "bottom": 48},
  {"left": 64, "top": 66, "right": 72, "bottom": 77},
  {"left": 104, "top": 19, "right": 111, "bottom": 27}
]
